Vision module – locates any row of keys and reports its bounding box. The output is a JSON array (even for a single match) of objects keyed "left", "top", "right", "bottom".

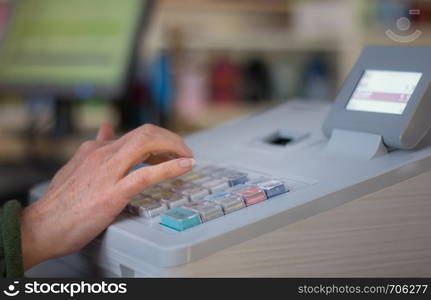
[
  {"left": 160, "top": 179, "right": 289, "bottom": 231},
  {"left": 126, "top": 166, "right": 249, "bottom": 217},
  {"left": 125, "top": 165, "right": 290, "bottom": 231}
]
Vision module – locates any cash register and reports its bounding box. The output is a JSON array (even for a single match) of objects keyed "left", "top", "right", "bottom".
[{"left": 30, "top": 46, "right": 431, "bottom": 277}]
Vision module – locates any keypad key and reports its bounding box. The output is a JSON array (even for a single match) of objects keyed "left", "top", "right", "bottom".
[
  {"left": 190, "top": 176, "right": 214, "bottom": 185},
  {"left": 160, "top": 178, "right": 186, "bottom": 189},
  {"left": 161, "top": 193, "right": 189, "bottom": 208},
  {"left": 181, "top": 187, "right": 210, "bottom": 201},
  {"left": 228, "top": 183, "right": 249, "bottom": 193},
  {"left": 141, "top": 185, "right": 164, "bottom": 196},
  {"left": 183, "top": 201, "right": 224, "bottom": 222},
  {"left": 145, "top": 189, "right": 174, "bottom": 201},
  {"left": 204, "top": 191, "right": 230, "bottom": 201},
  {"left": 137, "top": 201, "right": 168, "bottom": 219},
  {"left": 160, "top": 207, "right": 202, "bottom": 231},
  {"left": 209, "top": 193, "right": 246, "bottom": 214},
  {"left": 225, "top": 172, "right": 249, "bottom": 186},
  {"left": 235, "top": 186, "right": 267, "bottom": 206},
  {"left": 129, "top": 193, "right": 149, "bottom": 203},
  {"left": 256, "top": 179, "right": 288, "bottom": 198},
  {"left": 127, "top": 195, "right": 153, "bottom": 214},
  {"left": 201, "top": 178, "right": 230, "bottom": 194},
  {"left": 179, "top": 172, "right": 203, "bottom": 182},
  {"left": 128, "top": 197, "right": 167, "bottom": 218},
  {"left": 172, "top": 182, "right": 196, "bottom": 193}
]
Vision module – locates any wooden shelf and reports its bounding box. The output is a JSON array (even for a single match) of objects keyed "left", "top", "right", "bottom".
[
  {"left": 159, "top": 0, "right": 289, "bottom": 14},
  {"left": 173, "top": 101, "right": 279, "bottom": 135}
]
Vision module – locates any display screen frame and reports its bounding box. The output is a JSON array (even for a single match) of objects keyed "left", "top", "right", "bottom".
[
  {"left": 322, "top": 46, "right": 431, "bottom": 149},
  {"left": 0, "top": 0, "right": 154, "bottom": 99},
  {"left": 345, "top": 69, "right": 423, "bottom": 115}
]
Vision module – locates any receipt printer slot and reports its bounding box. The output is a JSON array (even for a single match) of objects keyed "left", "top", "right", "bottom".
[{"left": 264, "top": 130, "right": 309, "bottom": 147}]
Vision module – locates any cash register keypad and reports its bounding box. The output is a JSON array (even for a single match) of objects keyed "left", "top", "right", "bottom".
[{"left": 125, "top": 165, "right": 294, "bottom": 231}]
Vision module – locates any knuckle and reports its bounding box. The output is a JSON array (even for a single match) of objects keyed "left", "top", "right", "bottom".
[
  {"left": 78, "top": 141, "right": 96, "bottom": 153},
  {"left": 141, "top": 123, "right": 159, "bottom": 135},
  {"left": 171, "top": 131, "right": 183, "bottom": 142},
  {"left": 134, "top": 133, "right": 159, "bottom": 150},
  {"left": 84, "top": 147, "right": 106, "bottom": 164},
  {"left": 103, "top": 154, "right": 121, "bottom": 173}
]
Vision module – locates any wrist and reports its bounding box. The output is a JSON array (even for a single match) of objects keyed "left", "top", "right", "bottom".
[{"left": 20, "top": 203, "right": 51, "bottom": 270}]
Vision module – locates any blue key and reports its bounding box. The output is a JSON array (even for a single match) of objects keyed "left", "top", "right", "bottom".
[
  {"left": 160, "top": 207, "right": 202, "bottom": 231},
  {"left": 258, "top": 180, "right": 288, "bottom": 198},
  {"left": 226, "top": 173, "right": 249, "bottom": 186}
]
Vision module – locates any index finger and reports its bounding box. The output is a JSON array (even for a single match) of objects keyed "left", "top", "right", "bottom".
[
  {"left": 109, "top": 125, "right": 194, "bottom": 175},
  {"left": 115, "top": 157, "right": 195, "bottom": 199}
]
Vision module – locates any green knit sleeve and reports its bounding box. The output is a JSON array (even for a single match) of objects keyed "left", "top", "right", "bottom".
[{"left": 0, "top": 200, "right": 24, "bottom": 278}]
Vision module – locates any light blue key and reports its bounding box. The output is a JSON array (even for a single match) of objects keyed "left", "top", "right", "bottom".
[{"left": 160, "top": 207, "right": 202, "bottom": 231}]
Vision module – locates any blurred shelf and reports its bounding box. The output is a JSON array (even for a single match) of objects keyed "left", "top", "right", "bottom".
[
  {"left": 0, "top": 134, "right": 27, "bottom": 161},
  {"left": 173, "top": 101, "right": 281, "bottom": 135},
  {"left": 0, "top": 130, "right": 104, "bottom": 162},
  {"left": 149, "top": 29, "right": 344, "bottom": 52},
  {"left": 159, "top": 0, "right": 290, "bottom": 14},
  {"left": 163, "top": 38, "right": 343, "bottom": 53}
]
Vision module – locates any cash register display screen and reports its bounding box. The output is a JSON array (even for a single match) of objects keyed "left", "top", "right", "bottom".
[{"left": 346, "top": 70, "right": 422, "bottom": 115}]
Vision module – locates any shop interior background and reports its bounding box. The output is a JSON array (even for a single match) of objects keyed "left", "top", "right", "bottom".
[{"left": 0, "top": 0, "right": 428, "bottom": 203}]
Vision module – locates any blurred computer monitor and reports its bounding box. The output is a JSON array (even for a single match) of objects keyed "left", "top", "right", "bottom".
[{"left": 0, "top": 0, "right": 152, "bottom": 99}]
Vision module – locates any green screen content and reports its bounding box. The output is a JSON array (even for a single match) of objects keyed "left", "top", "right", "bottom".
[{"left": 0, "top": 0, "right": 143, "bottom": 91}]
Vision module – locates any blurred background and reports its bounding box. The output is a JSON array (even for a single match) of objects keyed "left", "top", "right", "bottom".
[{"left": 0, "top": 0, "right": 430, "bottom": 203}]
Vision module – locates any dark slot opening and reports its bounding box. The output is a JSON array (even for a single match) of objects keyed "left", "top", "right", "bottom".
[{"left": 268, "top": 136, "right": 293, "bottom": 146}]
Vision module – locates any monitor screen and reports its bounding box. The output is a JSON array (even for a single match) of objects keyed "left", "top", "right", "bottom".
[
  {"left": 0, "top": 0, "right": 145, "bottom": 97},
  {"left": 346, "top": 70, "right": 423, "bottom": 115}
]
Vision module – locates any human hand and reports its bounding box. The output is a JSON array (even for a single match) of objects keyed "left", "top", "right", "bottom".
[{"left": 20, "top": 124, "right": 194, "bottom": 270}]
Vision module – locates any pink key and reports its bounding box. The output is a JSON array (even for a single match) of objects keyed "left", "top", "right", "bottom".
[{"left": 237, "top": 187, "right": 267, "bottom": 206}]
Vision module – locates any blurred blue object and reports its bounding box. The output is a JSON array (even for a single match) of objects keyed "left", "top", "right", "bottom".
[
  {"left": 148, "top": 51, "right": 174, "bottom": 116},
  {"left": 302, "top": 54, "right": 332, "bottom": 101},
  {"left": 376, "top": 0, "right": 409, "bottom": 27}
]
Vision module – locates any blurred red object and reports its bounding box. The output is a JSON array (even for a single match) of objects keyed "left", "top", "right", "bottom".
[
  {"left": 210, "top": 56, "right": 240, "bottom": 104},
  {"left": 0, "top": 2, "right": 10, "bottom": 28},
  {"left": 411, "top": 1, "right": 431, "bottom": 24}
]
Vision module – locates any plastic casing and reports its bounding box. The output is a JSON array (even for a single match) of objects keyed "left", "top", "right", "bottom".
[{"left": 28, "top": 100, "right": 431, "bottom": 277}]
